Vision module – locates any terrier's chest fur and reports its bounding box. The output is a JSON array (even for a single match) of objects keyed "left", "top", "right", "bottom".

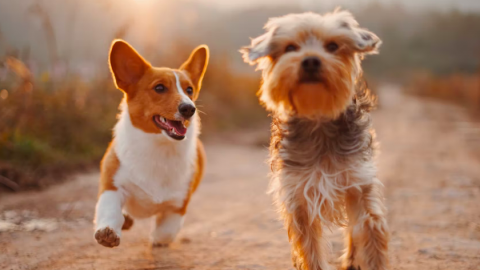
[{"left": 269, "top": 84, "right": 378, "bottom": 225}]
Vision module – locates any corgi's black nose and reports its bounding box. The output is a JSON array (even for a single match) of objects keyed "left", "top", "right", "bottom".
[{"left": 178, "top": 103, "right": 196, "bottom": 118}]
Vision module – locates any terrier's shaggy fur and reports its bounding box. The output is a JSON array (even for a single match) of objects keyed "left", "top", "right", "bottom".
[{"left": 241, "top": 9, "right": 389, "bottom": 270}]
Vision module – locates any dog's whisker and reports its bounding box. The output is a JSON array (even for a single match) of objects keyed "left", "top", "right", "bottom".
[{"left": 196, "top": 109, "right": 207, "bottom": 116}]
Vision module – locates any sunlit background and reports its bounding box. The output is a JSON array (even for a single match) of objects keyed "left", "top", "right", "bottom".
[{"left": 0, "top": 0, "right": 479, "bottom": 189}]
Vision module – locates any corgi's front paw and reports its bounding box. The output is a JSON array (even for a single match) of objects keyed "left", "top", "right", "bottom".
[{"left": 95, "top": 227, "right": 120, "bottom": 248}]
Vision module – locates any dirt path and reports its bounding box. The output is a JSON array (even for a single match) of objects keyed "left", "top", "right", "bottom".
[{"left": 1, "top": 87, "right": 480, "bottom": 270}]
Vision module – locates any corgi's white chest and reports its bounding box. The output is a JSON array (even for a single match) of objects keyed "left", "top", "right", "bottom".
[
  {"left": 114, "top": 143, "right": 194, "bottom": 205},
  {"left": 112, "top": 103, "right": 198, "bottom": 208}
]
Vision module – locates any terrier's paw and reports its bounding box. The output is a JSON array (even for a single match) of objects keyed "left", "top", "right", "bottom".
[
  {"left": 292, "top": 253, "right": 305, "bottom": 270},
  {"left": 95, "top": 227, "right": 120, "bottom": 248}
]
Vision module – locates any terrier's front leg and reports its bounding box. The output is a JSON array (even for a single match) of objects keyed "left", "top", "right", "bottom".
[
  {"left": 342, "top": 181, "right": 389, "bottom": 270},
  {"left": 151, "top": 211, "right": 185, "bottom": 247},
  {"left": 94, "top": 190, "right": 125, "bottom": 248},
  {"left": 284, "top": 203, "right": 331, "bottom": 270}
]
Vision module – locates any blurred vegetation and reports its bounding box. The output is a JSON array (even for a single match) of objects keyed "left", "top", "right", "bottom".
[
  {"left": 406, "top": 72, "right": 480, "bottom": 114},
  {"left": 0, "top": 1, "right": 479, "bottom": 191},
  {"left": 351, "top": 5, "right": 480, "bottom": 77},
  {"left": 0, "top": 47, "right": 264, "bottom": 191},
  {"left": 0, "top": 58, "right": 121, "bottom": 190}
]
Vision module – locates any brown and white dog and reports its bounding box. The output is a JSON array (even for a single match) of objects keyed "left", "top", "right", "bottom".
[
  {"left": 94, "top": 40, "right": 208, "bottom": 248},
  {"left": 241, "top": 10, "right": 389, "bottom": 270}
]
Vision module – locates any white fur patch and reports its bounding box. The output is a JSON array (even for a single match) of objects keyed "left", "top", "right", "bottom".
[
  {"left": 94, "top": 190, "right": 125, "bottom": 236},
  {"left": 113, "top": 101, "right": 198, "bottom": 218},
  {"left": 151, "top": 213, "right": 185, "bottom": 244},
  {"left": 174, "top": 71, "right": 195, "bottom": 107}
]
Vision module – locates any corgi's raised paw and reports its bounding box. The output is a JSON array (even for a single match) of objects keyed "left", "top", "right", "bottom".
[{"left": 95, "top": 227, "right": 120, "bottom": 248}]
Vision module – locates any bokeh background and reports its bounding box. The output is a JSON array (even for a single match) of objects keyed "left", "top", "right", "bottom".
[
  {"left": 0, "top": 0, "right": 479, "bottom": 190},
  {"left": 1, "top": 1, "right": 480, "bottom": 269}
]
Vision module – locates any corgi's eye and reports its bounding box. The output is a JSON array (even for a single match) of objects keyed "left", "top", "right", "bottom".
[
  {"left": 154, "top": 84, "right": 166, "bottom": 93},
  {"left": 326, "top": 42, "right": 339, "bottom": 53},
  {"left": 186, "top": 87, "right": 193, "bottom": 95}
]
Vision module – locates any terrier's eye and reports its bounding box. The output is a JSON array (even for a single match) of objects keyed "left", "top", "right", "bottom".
[
  {"left": 326, "top": 42, "right": 339, "bottom": 53},
  {"left": 285, "top": 44, "right": 298, "bottom": 53},
  {"left": 186, "top": 86, "right": 193, "bottom": 95},
  {"left": 154, "top": 84, "right": 166, "bottom": 93}
]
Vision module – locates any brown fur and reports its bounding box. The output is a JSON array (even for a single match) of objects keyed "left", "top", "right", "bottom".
[
  {"left": 241, "top": 11, "right": 381, "bottom": 120},
  {"left": 121, "top": 214, "right": 134, "bottom": 230},
  {"left": 98, "top": 141, "right": 119, "bottom": 196},
  {"left": 176, "top": 139, "right": 206, "bottom": 215},
  {"left": 109, "top": 40, "right": 208, "bottom": 133}
]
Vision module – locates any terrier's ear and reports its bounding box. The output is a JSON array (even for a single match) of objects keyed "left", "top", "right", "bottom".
[
  {"left": 350, "top": 27, "right": 381, "bottom": 54},
  {"left": 109, "top": 39, "right": 151, "bottom": 93},
  {"left": 240, "top": 27, "right": 277, "bottom": 65},
  {"left": 329, "top": 10, "right": 382, "bottom": 54},
  {"left": 180, "top": 45, "right": 209, "bottom": 99}
]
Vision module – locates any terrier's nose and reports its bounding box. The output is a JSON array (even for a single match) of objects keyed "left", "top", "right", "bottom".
[
  {"left": 178, "top": 103, "right": 196, "bottom": 118},
  {"left": 301, "top": 57, "right": 321, "bottom": 73}
]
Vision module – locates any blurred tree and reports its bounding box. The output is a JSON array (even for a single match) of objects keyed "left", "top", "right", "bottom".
[{"left": 28, "top": 1, "right": 58, "bottom": 67}]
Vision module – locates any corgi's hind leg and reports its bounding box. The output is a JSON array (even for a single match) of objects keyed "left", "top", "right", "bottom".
[
  {"left": 150, "top": 211, "right": 185, "bottom": 247},
  {"left": 122, "top": 213, "right": 134, "bottom": 230}
]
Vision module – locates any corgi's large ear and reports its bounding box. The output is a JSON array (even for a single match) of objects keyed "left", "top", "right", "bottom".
[
  {"left": 180, "top": 45, "right": 209, "bottom": 96},
  {"left": 109, "top": 39, "right": 151, "bottom": 93}
]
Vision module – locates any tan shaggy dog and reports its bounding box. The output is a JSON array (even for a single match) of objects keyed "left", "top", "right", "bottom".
[
  {"left": 94, "top": 40, "right": 208, "bottom": 248},
  {"left": 241, "top": 9, "right": 389, "bottom": 270}
]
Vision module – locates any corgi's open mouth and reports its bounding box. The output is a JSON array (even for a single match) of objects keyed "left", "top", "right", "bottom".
[{"left": 153, "top": 115, "right": 187, "bottom": 140}]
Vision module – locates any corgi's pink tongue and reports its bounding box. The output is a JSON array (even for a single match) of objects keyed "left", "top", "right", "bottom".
[{"left": 167, "top": 120, "right": 187, "bottom": 136}]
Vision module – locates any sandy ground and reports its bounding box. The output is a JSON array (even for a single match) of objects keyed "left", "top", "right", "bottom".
[{"left": 1, "top": 87, "right": 480, "bottom": 270}]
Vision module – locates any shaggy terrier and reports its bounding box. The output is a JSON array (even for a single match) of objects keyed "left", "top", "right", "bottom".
[{"left": 241, "top": 9, "right": 389, "bottom": 270}]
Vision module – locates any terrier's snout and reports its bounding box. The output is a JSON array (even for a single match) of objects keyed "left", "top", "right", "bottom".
[
  {"left": 178, "top": 103, "right": 196, "bottom": 118},
  {"left": 301, "top": 57, "right": 321, "bottom": 73}
]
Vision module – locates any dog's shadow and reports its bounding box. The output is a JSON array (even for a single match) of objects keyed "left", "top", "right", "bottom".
[{"left": 142, "top": 238, "right": 196, "bottom": 269}]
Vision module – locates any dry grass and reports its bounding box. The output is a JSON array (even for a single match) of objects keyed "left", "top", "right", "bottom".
[
  {"left": 406, "top": 71, "right": 480, "bottom": 114},
  {"left": 0, "top": 53, "right": 265, "bottom": 191},
  {"left": 0, "top": 58, "right": 121, "bottom": 190}
]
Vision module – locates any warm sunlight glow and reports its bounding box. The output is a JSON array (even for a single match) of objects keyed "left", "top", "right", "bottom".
[
  {"left": 123, "top": 0, "right": 157, "bottom": 18},
  {"left": 133, "top": 0, "right": 152, "bottom": 4},
  {"left": 129, "top": 0, "right": 155, "bottom": 9},
  {"left": 0, "top": 89, "right": 8, "bottom": 100}
]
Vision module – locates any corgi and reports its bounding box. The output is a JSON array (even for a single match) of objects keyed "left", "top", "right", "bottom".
[{"left": 93, "top": 39, "right": 209, "bottom": 248}]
